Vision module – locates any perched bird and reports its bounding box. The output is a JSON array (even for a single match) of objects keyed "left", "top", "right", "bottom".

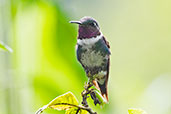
[{"left": 70, "top": 16, "right": 111, "bottom": 102}]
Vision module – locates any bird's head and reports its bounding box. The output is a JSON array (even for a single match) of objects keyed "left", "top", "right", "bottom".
[{"left": 70, "top": 16, "right": 101, "bottom": 39}]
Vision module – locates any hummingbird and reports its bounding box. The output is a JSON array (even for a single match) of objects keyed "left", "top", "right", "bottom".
[{"left": 70, "top": 16, "right": 111, "bottom": 102}]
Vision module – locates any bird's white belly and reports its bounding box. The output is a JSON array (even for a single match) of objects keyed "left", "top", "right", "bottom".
[{"left": 80, "top": 48, "right": 105, "bottom": 67}]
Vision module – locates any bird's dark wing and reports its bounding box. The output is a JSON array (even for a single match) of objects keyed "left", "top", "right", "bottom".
[
  {"left": 93, "top": 56, "right": 110, "bottom": 102},
  {"left": 93, "top": 37, "right": 110, "bottom": 102},
  {"left": 103, "top": 36, "right": 110, "bottom": 49}
]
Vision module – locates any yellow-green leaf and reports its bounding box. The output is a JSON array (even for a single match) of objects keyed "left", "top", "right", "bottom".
[
  {"left": 128, "top": 108, "right": 148, "bottom": 114},
  {"left": 94, "top": 90, "right": 107, "bottom": 107},
  {"left": 48, "top": 92, "right": 79, "bottom": 110},
  {"left": 79, "top": 109, "right": 88, "bottom": 114},
  {"left": 65, "top": 107, "right": 78, "bottom": 114},
  {"left": 0, "top": 41, "right": 13, "bottom": 52},
  {"left": 66, "top": 108, "right": 88, "bottom": 114}
]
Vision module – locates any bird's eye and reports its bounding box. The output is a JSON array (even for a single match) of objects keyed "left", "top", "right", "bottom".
[{"left": 90, "top": 22, "right": 96, "bottom": 26}]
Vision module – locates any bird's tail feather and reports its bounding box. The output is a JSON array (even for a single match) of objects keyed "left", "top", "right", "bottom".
[{"left": 98, "top": 82, "right": 108, "bottom": 102}]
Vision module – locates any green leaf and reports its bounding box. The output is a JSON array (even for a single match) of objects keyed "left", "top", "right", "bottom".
[
  {"left": 65, "top": 107, "right": 78, "bottom": 114},
  {"left": 79, "top": 109, "right": 88, "bottom": 114},
  {"left": 66, "top": 107, "right": 88, "bottom": 114},
  {"left": 48, "top": 91, "right": 79, "bottom": 110},
  {"left": 35, "top": 92, "right": 89, "bottom": 114},
  {"left": 94, "top": 90, "right": 107, "bottom": 106},
  {"left": 128, "top": 108, "right": 148, "bottom": 114},
  {"left": 0, "top": 41, "right": 13, "bottom": 52}
]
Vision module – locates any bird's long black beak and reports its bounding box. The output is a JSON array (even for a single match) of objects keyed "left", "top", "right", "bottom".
[{"left": 69, "top": 21, "right": 82, "bottom": 25}]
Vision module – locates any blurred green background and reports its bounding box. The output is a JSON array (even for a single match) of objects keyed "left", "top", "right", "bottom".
[{"left": 0, "top": 0, "right": 171, "bottom": 114}]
